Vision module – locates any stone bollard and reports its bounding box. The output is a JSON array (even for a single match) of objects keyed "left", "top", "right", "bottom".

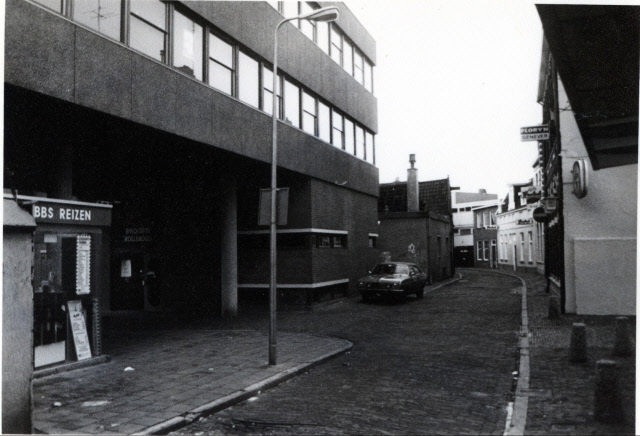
[
  {"left": 594, "top": 359, "right": 623, "bottom": 423},
  {"left": 613, "top": 317, "right": 633, "bottom": 357},
  {"left": 548, "top": 294, "right": 561, "bottom": 319},
  {"left": 569, "top": 323, "right": 588, "bottom": 363}
]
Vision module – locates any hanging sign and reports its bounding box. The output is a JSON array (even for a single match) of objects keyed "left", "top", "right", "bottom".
[
  {"left": 533, "top": 207, "right": 549, "bottom": 223},
  {"left": 572, "top": 159, "right": 588, "bottom": 198},
  {"left": 76, "top": 235, "right": 91, "bottom": 295},
  {"left": 68, "top": 300, "right": 92, "bottom": 361},
  {"left": 520, "top": 125, "right": 550, "bottom": 141}
]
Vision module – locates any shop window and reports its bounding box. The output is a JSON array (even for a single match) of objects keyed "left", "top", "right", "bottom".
[
  {"left": 343, "top": 39, "right": 353, "bottom": 75},
  {"left": 283, "top": 79, "right": 300, "bottom": 128},
  {"left": 333, "top": 235, "right": 344, "bottom": 248},
  {"left": 172, "top": 10, "right": 203, "bottom": 80},
  {"left": 302, "top": 92, "right": 317, "bottom": 135},
  {"left": 74, "top": 0, "right": 122, "bottom": 41},
  {"left": 318, "top": 101, "right": 331, "bottom": 142},
  {"left": 130, "top": 0, "right": 167, "bottom": 62},
  {"left": 209, "top": 33, "right": 235, "bottom": 95},
  {"left": 365, "top": 131, "right": 374, "bottom": 164},
  {"left": 332, "top": 111, "right": 344, "bottom": 149},
  {"left": 330, "top": 25, "right": 342, "bottom": 65},
  {"left": 238, "top": 51, "right": 259, "bottom": 108},
  {"left": 483, "top": 240, "right": 489, "bottom": 261},
  {"left": 319, "top": 235, "right": 331, "bottom": 248},
  {"left": 355, "top": 125, "right": 364, "bottom": 159},
  {"left": 344, "top": 118, "right": 355, "bottom": 154},
  {"left": 368, "top": 235, "right": 377, "bottom": 248}
]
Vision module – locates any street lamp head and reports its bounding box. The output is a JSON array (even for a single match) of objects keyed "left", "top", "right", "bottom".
[{"left": 299, "top": 6, "right": 339, "bottom": 23}]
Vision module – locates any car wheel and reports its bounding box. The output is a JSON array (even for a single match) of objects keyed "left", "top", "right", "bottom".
[{"left": 416, "top": 287, "right": 424, "bottom": 299}]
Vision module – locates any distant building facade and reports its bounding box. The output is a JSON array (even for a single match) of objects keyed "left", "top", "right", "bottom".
[
  {"left": 472, "top": 204, "right": 498, "bottom": 268},
  {"left": 378, "top": 156, "right": 453, "bottom": 282},
  {"left": 451, "top": 190, "right": 499, "bottom": 267}
]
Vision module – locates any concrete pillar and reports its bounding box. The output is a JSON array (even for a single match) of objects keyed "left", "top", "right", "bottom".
[
  {"left": 220, "top": 178, "right": 238, "bottom": 318},
  {"left": 594, "top": 359, "right": 623, "bottom": 423},
  {"left": 407, "top": 154, "right": 419, "bottom": 212},
  {"left": 569, "top": 322, "right": 587, "bottom": 363},
  {"left": 613, "top": 317, "right": 633, "bottom": 357}
]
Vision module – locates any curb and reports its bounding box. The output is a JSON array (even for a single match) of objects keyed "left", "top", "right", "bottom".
[
  {"left": 33, "top": 355, "right": 111, "bottom": 381},
  {"left": 458, "top": 268, "right": 530, "bottom": 436},
  {"left": 133, "top": 338, "right": 353, "bottom": 435},
  {"left": 425, "top": 273, "right": 463, "bottom": 293}
]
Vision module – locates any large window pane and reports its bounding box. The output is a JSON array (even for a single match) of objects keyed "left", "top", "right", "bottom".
[
  {"left": 130, "top": 0, "right": 166, "bottom": 30},
  {"left": 344, "top": 119, "right": 355, "bottom": 154},
  {"left": 284, "top": 80, "right": 300, "bottom": 128},
  {"left": 302, "top": 92, "right": 316, "bottom": 135},
  {"left": 365, "top": 131, "right": 374, "bottom": 163},
  {"left": 300, "top": 2, "right": 316, "bottom": 41},
  {"left": 210, "top": 34, "right": 233, "bottom": 69},
  {"left": 355, "top": 125, "right": 364, "bottom": 158},
  {"left": 74, "top": 0, "right": 121, "bottom": 40},
  {"left": 343, "top": 40, "right": 353, "bottom": 75},
  {"left": 330, "top": 26, "right": 342, "bottom": 65},
  {"left": 238, "top": 51, "right": 259, "bottom": 108},
  {"left": 318, "top": 102, "right": 330, "bottom": 142},
  {"left": 317, "top": 21, "right": 329, "bottom": 54},
  {"left": 130, "top": 16, "right": 165, "bottom": 61},
  {"left": 364, "top": 60, "right": 373, "bottom": 93},
  {"left": 173, "top": 11, "right": 203, "bottom": 80},
  {"left": 33, "top": 0, "right": 64, "bottom": 13},
  {"left": 209, "top": 34, "right": 234, "bottom": 95},
  {"left": 354, "top": 50, "right": 364, "bottom": 84},
  {"left": 332, "top": 111, "right": 343, "bottom": 149},
  {"left": 281, "top": 2, "right": 299, "bottom": 28},
  {"left": 262, "top": 68, "right": 281, "bottom": 116}
]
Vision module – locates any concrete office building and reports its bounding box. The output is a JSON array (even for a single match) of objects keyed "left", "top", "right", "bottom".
[{"left": 4, "top": 0, "right": 379, "bottom": 368}]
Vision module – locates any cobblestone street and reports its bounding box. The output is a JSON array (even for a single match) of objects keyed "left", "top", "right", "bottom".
[{"left": 172, "top": 270, "right": 522, "bottom": 435}]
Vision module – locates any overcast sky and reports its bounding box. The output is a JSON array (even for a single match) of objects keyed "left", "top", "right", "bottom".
[{"left": 348, "top": 0, "right": 545, "bottom": 198}]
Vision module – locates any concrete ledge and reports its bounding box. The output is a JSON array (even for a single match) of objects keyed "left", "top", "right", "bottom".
[
  {"left": 134, "top": 339, "right": 353, "bottom": 435},
  {"left": 33, "top": 355, "right": 111, "bottom": 381}
]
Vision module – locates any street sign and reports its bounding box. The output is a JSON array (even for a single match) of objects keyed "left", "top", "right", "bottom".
[
  {"left": 532, "top": 207, "right": 549, "bottom": 223},
  {"left": 258, "top": 188, "right": 289, "bottom": 226},
  {"left": 520, "top": 125, "right": 550, "bottom": 142}
]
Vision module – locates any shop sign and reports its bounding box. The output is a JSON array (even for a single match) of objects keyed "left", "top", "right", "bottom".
[
  {"left": 516, "top": 219, "right": 532, "bottom": 225},
  {"left": 572, "top": 159, "right": 588, "bottom": 198},
  {"left": 31, "top": 200, "right": 111, "bottom": 226},
  {"left": 124, "top": 227, "right": 152, "bottom": 243},
  {"left": 520, "top": 125, "right": 550, "bottom": 141},
  {"left": 541, "top": 197, "right": 558, "bottom": 212},
  {"left": 76, "top": 235, "right": 91, "bottom": 295},
  {"left": 68, "top": 300, "right": 92, "bottom": 361}
]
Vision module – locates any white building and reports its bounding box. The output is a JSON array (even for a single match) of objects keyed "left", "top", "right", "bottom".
[{"left": 451, "top": 190, "right": 499, "bottom": 267}]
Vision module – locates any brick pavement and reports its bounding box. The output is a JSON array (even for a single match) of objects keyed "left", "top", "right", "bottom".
[
  {"left": 32, "top": 330, "right": 351, "bottom": 434},
  {"left": 494, "top": 269, "right": 636, "bottom": 435}
]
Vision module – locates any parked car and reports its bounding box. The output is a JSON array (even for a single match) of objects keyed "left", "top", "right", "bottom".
[{"left": 357, "top": 262, "right": 428, "bottom": 302}]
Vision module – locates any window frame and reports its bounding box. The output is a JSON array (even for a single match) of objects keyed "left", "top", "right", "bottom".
[
  {"left": 208, "top": 30, "right": 236, "bottom": 96},
  {"left": 128, "top": 0, "right": 169, "bottom": 63}
]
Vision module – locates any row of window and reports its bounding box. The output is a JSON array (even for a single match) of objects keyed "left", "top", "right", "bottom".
[
  {"left": 476, "top": 239, "right": 496, "bottom": 262},
  {"left": 32, "top": 0, "right": 376, "bottom": 164},
  {"left": 476, "top": 210, "right": 497, "bottom": 228},
  {"left": 238, "top": 233, "right": 362, "bottom": 250},
  {"left": 267, "top": 2, "right": 374, "bottom": 94},
  {"left": 499, "top": 232, "right": 534, "bottom": 263}
]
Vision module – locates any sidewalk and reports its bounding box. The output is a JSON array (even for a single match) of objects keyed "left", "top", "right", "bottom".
[
  {"left": 33, "top": 329, "right": 351, "bottom": 434},
  {"left": 502, "top": 269, "right": 636, "bottom": 435}
]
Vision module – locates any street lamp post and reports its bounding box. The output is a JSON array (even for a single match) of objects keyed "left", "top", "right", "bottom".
[{"left": 270, "top": 6, "right": 339, "bottom": 365}]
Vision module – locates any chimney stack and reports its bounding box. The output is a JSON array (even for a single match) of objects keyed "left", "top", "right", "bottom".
[
  {"left": 479, "top": 189, "right": 487, "bottom": 194},
  {"left": 407, "top": 154, "right": 419, "bottom": 212}
]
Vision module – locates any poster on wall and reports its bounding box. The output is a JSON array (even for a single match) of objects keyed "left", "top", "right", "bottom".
[
  {"left": 76, "top": 234, "right": 91, "bottom": 295},
  {"left": 68, "top": 300, "right": 92, "bottom": 361}
]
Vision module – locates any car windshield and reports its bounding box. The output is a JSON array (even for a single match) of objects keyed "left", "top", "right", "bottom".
[{"left": 372, "top": 264, "right": 410, "bottom": 275}]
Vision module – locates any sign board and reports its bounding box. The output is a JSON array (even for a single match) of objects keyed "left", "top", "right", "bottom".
[
  {"left": 258, "top": 188, "right": 289, "bottom": 226},
  {"left": 541, "top": 197, "right": 558, "bottom": 212},
  {"left": 76, "top": 235, "right": 91, "bottom": 295},
  {"left": 31, "top": 199, "right": 112, "bottom": 226},
  {"left": 520, "top": 125, "right": 550, "bottom": 142},
  {"left": 517, "top": 219, "right": 532, "bottom": 226},
  {"left": 532, "top": 207, "right": 549, "bottom": 223},
  {"left": 68, "top": 300, "right": 92, "bottom": 361},
  {"left": 572, "top": 159, "right": 588, "bottom": 198}
]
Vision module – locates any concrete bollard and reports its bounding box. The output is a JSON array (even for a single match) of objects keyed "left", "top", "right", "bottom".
[
  {"left": 569, "top": 323, "right": 588, "bottom": 363},
  {"left": 613, "top": 317, "right": 633, "bottom": 357},
  {"left": 594, "top": 359, "right": 623, "bottom": 423}
]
